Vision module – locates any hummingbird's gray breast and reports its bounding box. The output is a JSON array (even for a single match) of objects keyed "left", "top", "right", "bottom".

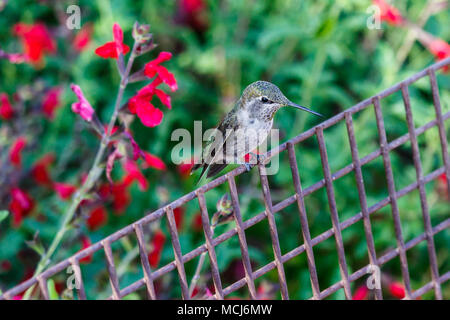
[{"left": 223, "top": 108, "right": 273, "bottom": 163}]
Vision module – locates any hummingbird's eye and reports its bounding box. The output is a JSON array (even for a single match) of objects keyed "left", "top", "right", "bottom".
[{"left": 261, "top": 97, "right": 269, "bottom": 103}]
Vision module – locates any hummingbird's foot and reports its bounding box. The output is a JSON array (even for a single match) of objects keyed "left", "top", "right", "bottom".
[{"left": 244, "top": 162, "right": 252, "bottom": 172}]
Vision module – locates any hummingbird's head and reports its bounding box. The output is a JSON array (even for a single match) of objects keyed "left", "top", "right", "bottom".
[{"left": 241, "top": 81, "right": 323, "bottom": 119}]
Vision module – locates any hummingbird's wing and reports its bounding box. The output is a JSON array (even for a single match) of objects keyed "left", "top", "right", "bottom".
[{"left": 192, "top": 110, "right": 238, "bottom": 183}]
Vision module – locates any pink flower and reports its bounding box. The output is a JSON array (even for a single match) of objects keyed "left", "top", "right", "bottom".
[
  {"left": 54, "top": 182, "right": 77, "bottom": 200},
  {"left": 9, "top": 188, "right": 34, "bottom": 227},
  {"left": 9, "top": 137, "right": 26, "bottom": 167},
  {"left": 95, "top": 23, "right": 130, "bottom": 59},
  {"left": 144, "top": 52, "right": 178, "bottom": 91},
  {"left": 70, "top": 84, "right": 95, "bottom": 122},
  {"left": 73, "top": 24, "right": 93, "bottom": 52},
  {"left": 143, "top": 152, "right": 166, "bottom": 170},
  {"left": 42, "top": 87, "right": 62, "bottom": 119},
  {"left": 12, "top": 23, "right": 56, "bottom": 66},
  {"left": 373, "top": 0, "right": 403, "bottom": 26},
  {"left": 0, "top": 93, "right": 14, "bottom": 120}
]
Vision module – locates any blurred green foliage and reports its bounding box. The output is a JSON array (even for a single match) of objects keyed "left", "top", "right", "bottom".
[{"left": 0, "top": 0, "right": 449, "bottom": 299}]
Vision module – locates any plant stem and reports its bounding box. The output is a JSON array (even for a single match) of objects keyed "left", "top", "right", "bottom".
[{"left": 23, "top": 44, "right": 137, "bottom": 300}]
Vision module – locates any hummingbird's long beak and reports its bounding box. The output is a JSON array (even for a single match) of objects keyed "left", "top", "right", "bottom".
[{"left": 288, "top": 102, "right": 323, "bottom": 117}]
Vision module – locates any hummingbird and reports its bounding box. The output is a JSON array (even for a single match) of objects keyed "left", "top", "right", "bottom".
[{"left": 191, "top": 81, "right": 323, "bottom": 182}]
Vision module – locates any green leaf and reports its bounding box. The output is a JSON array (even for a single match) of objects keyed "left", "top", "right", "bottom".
[
  {"left": 47, "top": 279, "right": 60, "bottom": 300},
  {"left": 0, "top": 210, "right": 8, "bottom": 223}
]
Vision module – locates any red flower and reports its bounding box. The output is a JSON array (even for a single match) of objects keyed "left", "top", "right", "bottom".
[
  {"left": 144, "top": 52, "right": 178, "bottom": 91},
  {"left": 9, "top": 137, "right": 26, "bottom": 167},
  {"left": 177, "top": 158, "right": 195, "bottom": 178},
  {"left": 123, "top": 160, "right": 148, "bottom": 191},
  {"left": 73, "top": 24, "right": 93, "bottom": 52},
  {"left": 352, "top": 285, "right": 369, "bottom": 300},
  {"left": 95, "top": 23, "right": 130, "bottom": 59},
  {"left": 143, "top": 152, "right": 166, "bottom": 170},
  {"left": 111, "top": 182, "right": 131, "bottom": 214},
  {"left": 86, "top": 206, "right": 108, "bottom": 231},
  {"left": 388, "top": 281, "right": 405, "bottom": 299},
  {"left": 0, "top": 93, "right": 14, "bottom": 120},
  {"left": 128, "top": 78, "right": 165, "bottom": 128},
  {"left": 148, "top": 230, "right": 166, "bottom": 268},
  {"left": 9, "top": 188, "right": 34, "bottom": 227},
  {"left": 173, "top": 207, "right": 184, "bottom": 230},
  {"left": 79, "top": 236, "right": 93, "bottom": 264},
  {"left": 42, "top": 87, "right": 62, "bottom": 119},
  {"left": 373, "top": 0, "right": 403, "bottom": 26},
  {"left": 12, "top": 23, "right": 56, "bottom": 65},
  {"left": 426, "top": 39, "right": 450, "bottom": 71},
  {"left": 181, "top": 0, "right": 205, "bottom": 13},
  {"left": 31, "top": 153, "right": 55, "bottom": 186},
  {"left": 192, "top": 212, "right": 203, "bottom": 232},
  {"left": 54, "top": 182, "right": 77, "bottom": 200},
  {"left": 176, "top": 0, "right": 209, "bottom": 33},
  {"left": 70, "top": 84, "right": 95, "bottom": 122}
]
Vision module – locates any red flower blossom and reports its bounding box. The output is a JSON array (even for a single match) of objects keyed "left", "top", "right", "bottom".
[
  {"left": 79, "top": 236, "right": 93, "bottom": 264},
  {"left": 181, "top": 0, "right": 205, "bottom": 13},
  {"left": 426, "top": 39, "right": 450, "bottom": 71},
  {"left": 31, "top": 153, "right": 55, "bottom": 186},
  {"left": 173, "top": 207, "right": 184, "bottom": 230},
  {"left": 42, "top": 87, "right": 62, "bottom": 119},
  {"left": 373, "top": 0, "right": 403, "bottom": 26},
  {"left": 143, "top": 152, "right": 166, "bottom": 170},
  {"left": 123, "top": 160, "right": 148, "bottom": 191},
  {"left": 9, "top": 188, "right": 34, "bottom": 227},
  {"left": 111, "top": 182, "right": 131, "bottom": 214},
  {"left": 128, "top": 78, "right": 165, "bottom": 128},
  {"left": 148, "top": 230, "right": 166, "bottom": 268},
  {"left": 144, "top": 52, "right": 178, "bottom": 91},
  {"left": 73, "top": 24, "right": 93, "bottom": 52},
  {"left": 352, "top": 285, "right": 369, "bottom": 300},
  {"left": 86, "top": 206, "right": 108, "bottom": 231},
  {"left": 95, "top": 23, "right": 130, "bottom": 59},
  {"left": 0, "top": 93, "right": 14, "bottom": 120},
  {"left": 192, "top": 212, "right": 203, "bottom": 232},
  {"left": 177, "top": 158, "right": 195, "bottom": 178},
  {"left": 176, "top": 0, "right": 209, "bottom": 34},
  {"left": 12, "top": 23, "right": 56, "bottom": 65},
  {"left": 54, "top": 182, "right": 77, "bottom": 200},
  {"left": 70, "top": 84, "right": 95, "bottom": 122},
  {"left": 388, "top": 281, "right": 405, "bottom": 299},
  {"left": 9, "top": 137, "right": 26, "bottom": 167}
]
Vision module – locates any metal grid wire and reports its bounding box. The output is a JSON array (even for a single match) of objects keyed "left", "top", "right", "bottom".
[{"left": 1, "top": 58, "right": 449, "bottom": 300}]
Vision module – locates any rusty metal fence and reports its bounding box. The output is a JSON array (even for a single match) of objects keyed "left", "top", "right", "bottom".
[{"left": 1, "top": 58, "right": 449, "bottom": 300}]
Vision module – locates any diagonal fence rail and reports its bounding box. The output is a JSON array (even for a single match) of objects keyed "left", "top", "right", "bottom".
[{"left": 1, "top": 57, "right": 449, "bottom": 300}]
